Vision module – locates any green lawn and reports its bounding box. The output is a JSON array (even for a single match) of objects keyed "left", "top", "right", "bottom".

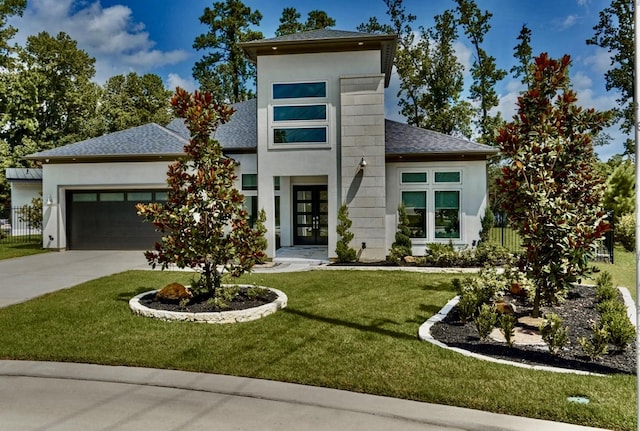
[
  {"left": 0, "top": 269, "right": 635, "bottom": 431},
  {"left": 592, "top": 245, "right": 636, "bottom": 299},
  {"left": 0, "top": 238, "right": 50, "bottom": 260}
]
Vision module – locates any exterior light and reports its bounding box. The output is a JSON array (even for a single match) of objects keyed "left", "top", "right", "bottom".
[
  {"left": 46, "top": 195, "right": 53, "bottom": 206},
  {"left": 359, "top": 156, "right": 367, "bottom": 169}
]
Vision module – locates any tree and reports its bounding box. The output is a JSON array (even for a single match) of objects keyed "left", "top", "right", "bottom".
[
  {"left": 192, "top": 0, "right": 263, "bottom": 103},
  {"left": 455, "top": 0, "right": 507, "bottom": 145},
  {"left": 99, "top": 72, "right": 173, "bottom": 133},
  {"left": 603, "top": 159, "right": 635, "bottom": 219},
  {"left": 359, "top": 1, "right": 472, "bottom": 137},
  {"left": 586, "top": 0, "right": 634, "bottom": 154},
  {"left": 387, "top": 203, "right": 413, "bottom": 263},
  {"left": 0, "top": 0, "right": 25, "bottom": 68},
  {"left": 136, "top": 88, "right": 266, "bottom": 296},
  {"left": 0, "top": 31, "right": 100, "bottom": 160},
  {"left": 275, "top": 8, "right": 336, "bottom": 36},
  {"left": 496, "top": 53, "right": 612, "bottom": 317},
  {"left": 511, "top": 24, "right": 533, "bottom": 87}
]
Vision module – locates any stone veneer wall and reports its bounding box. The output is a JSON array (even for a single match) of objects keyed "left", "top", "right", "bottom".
[{"left": 339, "top": 74, "right": 387, "bottom": 261}]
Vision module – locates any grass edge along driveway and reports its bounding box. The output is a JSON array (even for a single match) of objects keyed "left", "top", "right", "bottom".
[{"left": 0, "top": 269, "right": 634, "bottom": 431}]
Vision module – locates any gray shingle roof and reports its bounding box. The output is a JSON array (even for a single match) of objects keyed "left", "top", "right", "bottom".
[
  {"left": 385, "top": 120, "right": 498, "bottom": 156},
  {"left": 26, "top": 123, "right": 188, "bottom": 160},
  {"left": 26, "top": 99, "right": 496, "bottom": 161},
  {"left": 243, "top": 29, "right": 385, "bottom": 44},
  {"left": 166, "top": 99, "right": 256, "bottom": 151},
  {"left": 5, "top": 168, "right": 42, "bottom": 181}
]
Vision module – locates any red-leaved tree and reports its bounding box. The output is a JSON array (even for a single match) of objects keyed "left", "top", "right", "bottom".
[
  {"left": 136, "top": 88, "right": 266, "bottom": 297},
  {"left": 496, "top": 53, "right": 612, "bottom": 317}
]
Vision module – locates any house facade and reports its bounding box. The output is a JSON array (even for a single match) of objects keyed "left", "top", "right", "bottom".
[{"left": 25, "top": 29, "right": 497, "bottom": 260}]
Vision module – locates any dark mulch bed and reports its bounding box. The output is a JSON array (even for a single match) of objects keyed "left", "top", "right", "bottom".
[
  {"left": 140, "top": 287, "right": 278, "bottom": 313},
  {"left": 430, "top": 284, "right": 637, "bottom": 375}
]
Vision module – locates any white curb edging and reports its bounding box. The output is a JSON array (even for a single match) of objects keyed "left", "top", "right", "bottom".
[
  {"left": 418, "top": 287, "right": 637, "bottom": 377},
  {"left": 129, "top": 286, "right": 287, "bottom": 324}
]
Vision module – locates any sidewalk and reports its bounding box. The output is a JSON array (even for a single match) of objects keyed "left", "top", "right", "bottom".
[{"left": 0, "top": 361, "right": 610, "bottom": 431}]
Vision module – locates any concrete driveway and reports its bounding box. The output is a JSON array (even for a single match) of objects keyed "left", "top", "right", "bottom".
[
  {"left": 0, "top": 250, "right": 150, "bottom": 307},
  {"left": 0, "top": 252, "right": 612, "bottom": 431}
]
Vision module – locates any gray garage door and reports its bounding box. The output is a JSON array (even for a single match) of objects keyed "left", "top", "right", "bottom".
[{"left": 67, "top": 190, "right": 166, "bottom": 250}]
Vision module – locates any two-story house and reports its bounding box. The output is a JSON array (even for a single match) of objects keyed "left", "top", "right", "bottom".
[{"left": 25, "top": 29, "right": 497, "bottom": 261}]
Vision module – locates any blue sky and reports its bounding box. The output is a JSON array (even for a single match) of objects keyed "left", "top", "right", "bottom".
[{"left": 9, "top": 0, "right": 625, "bottom": 159}]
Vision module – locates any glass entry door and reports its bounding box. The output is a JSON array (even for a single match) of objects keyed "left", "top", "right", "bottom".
[{"left": 293, "top": 185, "right": 328, "bottom": 245}]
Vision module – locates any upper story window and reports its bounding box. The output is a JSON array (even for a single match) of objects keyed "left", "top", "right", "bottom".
[
  {"left": 435, "top": 171, "right": 461, "bottom": 183},
  {"left": 273, "top": 82, "right": 326, "bottom": 99},
  {"left": 270, "top": 81, "right": 329, "bottom": 148}
]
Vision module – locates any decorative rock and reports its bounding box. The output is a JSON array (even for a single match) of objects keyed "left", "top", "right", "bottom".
[
  {"left": 155, "top": 283, "right": 192, "bottom": 302},
  {"left": 403, "top": 256, "right": 416, "bottom": 264},
  {"left": 509, "top": 282, "right": 527, "bottom": 297},
  {"left": 518, "top": 316, "right": 544, "bottom": 329},
  {"left": 494, "top": 300, "right": 516, "bottom": 314}
]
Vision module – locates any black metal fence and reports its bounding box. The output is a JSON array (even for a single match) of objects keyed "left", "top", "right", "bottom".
[
  {"left": 489, "top": 211, "right": 614, "bottom": 264},
  {"left": 0, "top": 206, "right": 42, "bottom": 244}
]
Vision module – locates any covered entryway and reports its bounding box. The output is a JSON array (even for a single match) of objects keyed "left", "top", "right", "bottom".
[
  {"left": 66, "top": 190, "right": 165, "bottom": 250},
  {"left": 293, "top": 185, "right": 328, "bottom": 245}
]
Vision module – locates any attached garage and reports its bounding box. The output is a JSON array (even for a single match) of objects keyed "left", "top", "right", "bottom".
[{"left": 66, "top": 190, "right": 167, "bottom": 250}]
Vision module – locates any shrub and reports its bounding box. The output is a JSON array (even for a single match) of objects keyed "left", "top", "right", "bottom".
[
  {"left": 474, "top": 303, "right": 497, "bottom": 340},
  {"left": 539, "top": 313, "right": 569, "bottom": 355},
  {"left": 601, "top": 308, "right": 635, "bottom": 351},
  {"left": 473, "top": 242, "right": 512, "bottom": 266},
  {"left": 595, "top": 271, "right": 617, "bottom": 303},
  {"left": 499, "top": 314, "right": 516, "bottom": 347},
  {"left": 424, "top": 241, "right": 458, "bottom": 266},
  {"left": 579, "top": 322, "right": 609, "bottom": 360},
  {"left": 616, "top": 212, "right": 635, "bottom": 252},
  {"left": 246, "top": 285, "right": 270, "bottom": 301},
  {"left": 387, "top": 204, "right": 412, "bottom": 263},
  {"left": 478, "top": 206, "right": 494, "bottom": 243},
  {"left": 457, "top": 291, "right": 479, "bottom": 322},
  {"left": 335, "top": 204, "right": 357, "bottom": 262}
]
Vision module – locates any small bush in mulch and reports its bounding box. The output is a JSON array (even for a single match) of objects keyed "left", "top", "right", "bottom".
[{"left": 140, "top": 285, "right": 277, "bottom": 313}]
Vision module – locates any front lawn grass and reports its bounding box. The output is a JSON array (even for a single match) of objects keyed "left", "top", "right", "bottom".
[
  {"left": 0, "top": 269, "right": 635, "bottom": 431},
  {"left": 0, "top": 238, "right": 50, "bottom": 260}
]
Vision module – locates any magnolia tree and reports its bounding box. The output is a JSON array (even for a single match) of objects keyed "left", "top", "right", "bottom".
[
  {"left": 496, "top": 53, "right": 611, "bottom": 317},
  {"left": 136, "top": 88, "right": 266, "bottom": 297}
]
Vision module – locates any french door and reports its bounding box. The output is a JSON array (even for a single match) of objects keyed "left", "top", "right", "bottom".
[{"left": 293, "top": 185, "right": 328, "bottom": 245}]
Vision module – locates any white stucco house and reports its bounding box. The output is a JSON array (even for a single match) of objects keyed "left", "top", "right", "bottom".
[{"left": 24, "top": 29, "right": 497, "bottom": 260}]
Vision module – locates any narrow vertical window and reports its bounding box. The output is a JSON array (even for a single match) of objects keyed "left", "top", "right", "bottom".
[
  {"left": 401, "top": 191, "right": 426, "bottom": 238},
  {"left": 435, "top": 191, "right": 460, "bottom": 239}
]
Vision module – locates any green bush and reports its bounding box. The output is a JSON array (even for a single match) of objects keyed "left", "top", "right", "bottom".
[
  {"left": 539, "top": 313, "right": 569, "bottom": 355},
  {"left": 616, "top": 212, "right": 635, "bottom": 252},
  {"left": 595, "top": 271, "right": 617, "bottom": 303},
  {"left": 473, "top": 242, "right": 512, "bottom": 266},
  {"left": 457, "top": 291, "right": 480, "bottom": 322},
  {"left": 499, "top": 314, "right": 516, "bottom": 347},
  {"left": 601, "top": 308, "right": 635, "bottom": 351},
  {"left": 424, "top": 242, "right": 459, "bottom": 266},
  {"left": 335, "top": 204, "right": 357, "bottom": 262},
  {"left": 387, "top": 204, "right": 413, "bottom": 263},
  {"left": 474, "top": 304, "right": 497, "bottom": 340},
  {"left": 579, "top": 322, "right": 609, "bottom": 361}
]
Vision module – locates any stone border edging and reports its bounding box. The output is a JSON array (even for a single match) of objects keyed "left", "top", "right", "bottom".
[
  {"left": 129, "top": 286, "right": 287, "bottom": 324},
  {"left": 418, "top": 286, "right": 638, "bottom": 376}
]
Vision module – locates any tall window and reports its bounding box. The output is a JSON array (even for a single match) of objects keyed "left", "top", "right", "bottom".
[
  {"left": 402, "top": 191, "right": 426, "bottom": 238},
  {"left": 435, "top": 191, "right": 460, "bottom": 239}
]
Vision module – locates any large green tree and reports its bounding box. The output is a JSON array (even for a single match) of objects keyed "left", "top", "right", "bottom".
[
  {"left": 455, "top": 0, "right": 507, "bottom": 145},
  {"left": 275, "top": 8, "right": 336, "bottom": 36},
  {"left": 0, "top": 31, "right": 99, "bottom": 161},
  {"left": 586, "top": 0, "right": 634, "bottom": 155},
  {"left": 510, "top": 24, "right": 533, "bottom": 88},
  {"left": 496, "top": 53, "right": 612, "bottom": 317},
  {"left": 192, "top": 0, "right": 263, "bottom": 103},
  {"left": 99, "top": 72, "right": 173, "bottom": 133},
  {"left": 359, "top": 0, "right": 472, "bottom": 137}
]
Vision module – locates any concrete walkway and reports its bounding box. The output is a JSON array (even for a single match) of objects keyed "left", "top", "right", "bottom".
[{"left": 0, "top": 251, "right": 612, "bottom": 431}]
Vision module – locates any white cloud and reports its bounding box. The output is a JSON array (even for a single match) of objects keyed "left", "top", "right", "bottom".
[
  {"left": 167, "top": 73, "right": 197, "bottom": 93},
  {"left": 10, "top": 0, "right": 189, "bottom": 84},
  {"left": 561, "top": 15, "right": 578, "bottom": 29},
  {"left": 584, "top": 47, "right": 612, "bottom": 75}
]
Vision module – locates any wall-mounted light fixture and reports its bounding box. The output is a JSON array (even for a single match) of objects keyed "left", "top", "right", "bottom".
[
  {"left": 46, "top": 195, "right": 53, "bottom": 206},
  {"left": 359, "top": 156, "right": 367, "bottom": 170}
]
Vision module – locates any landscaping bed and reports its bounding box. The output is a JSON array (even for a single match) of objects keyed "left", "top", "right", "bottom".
[{"left": 430, "top": 284, "right": 636, "bottom": 375}]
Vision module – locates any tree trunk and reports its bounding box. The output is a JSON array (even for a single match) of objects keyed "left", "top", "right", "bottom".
[{"left": 532, "top": 286, "right": 541, "bottom": 318}]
